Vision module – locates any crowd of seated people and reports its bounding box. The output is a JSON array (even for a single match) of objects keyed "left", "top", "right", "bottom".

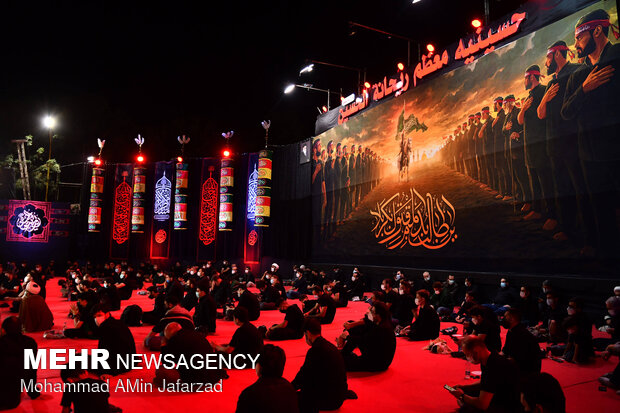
[{"left": 2, "top": 259, "right": 618, "bottom": 411}]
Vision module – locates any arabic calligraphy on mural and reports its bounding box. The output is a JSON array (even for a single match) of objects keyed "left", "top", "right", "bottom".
[{"left": 370, "top": 188, "right": 457, "bottom": 250}]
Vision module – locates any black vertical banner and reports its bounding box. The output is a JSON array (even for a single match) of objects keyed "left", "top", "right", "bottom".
[
  {"left": 150, "top": 161, "right": 174, "bottom": 259},
  {"left": 109, "top": 164, "right": 134, "bottom": 260},
  {"left": 244, "top": 153, "right": 261, "bottom": 264},
  {"left": 197, "top": 158, "right": 220, "bottom": 261}
]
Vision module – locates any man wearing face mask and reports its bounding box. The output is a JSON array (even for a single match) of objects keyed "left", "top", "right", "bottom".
[
  {"left": 305, "top": 286, "right": 336, "bottom": 324},
  {"left": 501, "top": 308, "right": 542, "bottom": 377},
  {"left": 537, "top": 291, "right": 566, "bottom": 343},
  {"left": 194, "top": 281, "right": 217, "bottom": 334},
  {"left": 292, "top": 318, "right": 349, "bottom": 413},
  {"left": 380, "top": 278, "right": 398, "bottom": 311},
  {"left": 392, "top": 281, "right": 416, "bottom": 327},
  {"left": 487, "top": 278, "right": 518, "bottom": 315},
  {"left": 420, "top": 271, "right": 434, "bottom": 292},
  {"left": 346, "top": 270, "right": 365, "bottom": 300},
  {"left": 97, "top": 278, "right": 120, "bottom": 311},
  {"left": 561, "top": 9, "right": 620, "bottom": 258},
  {"left": 550, "top": 298, "right": 593, "bottom": 363},
  {"left": 448, "top": 336, "right": 520, "bottom": 412},
  {"left": 339, "top": 302, "right": 396, "bottom": 372},
  {"left": 469, "top": 306, "right": 502, "bottom": 353},
  {"left": 287, "top": 269, "right": 309, "bottom": 299},
  {"left": 257, "top": 280, "right": 282, "bottom": 311},
  {"left": 91, "top": 303, "right": 136, "bottom": 375},
  {"left": 443, "top": 274, "right": 460, "bottom": 304},
  {"left": 402, "top": 289, "right": 440, "bottom": 341},
  {"left": 164, "top": 273, "right": 185, "bottom": 303}
]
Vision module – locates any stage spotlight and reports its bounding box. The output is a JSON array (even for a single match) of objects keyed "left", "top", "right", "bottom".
[
  {"left": 471, "top": 19, "right": 482, "bottom": 29},
  {"left": 322, "top": 106, "right": 328, "bottom": 113},
  {"left": 397, "top": 62, "right": 405, "bottom": 71},
  {"left": 176, "top": 156, "right": 183, "bottom": 163},
  {"left": 223, "top": 150, "right": 231, "bottom": 158},
  {"left": 364, "top": 81, "right": 371, "bottom": 89},
  {"left": 94, "top": 158, "right": 102, "bottom": 166},
  {"left": 137, "top": 155, "right": 145, "bottom": 163},
  {"left": 426, "top": 44, "right": 435, "bottom": 53}
]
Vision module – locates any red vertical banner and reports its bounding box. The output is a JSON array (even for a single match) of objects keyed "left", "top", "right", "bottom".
[
  {"left": 219, "top": 158, "right": 234, "bottom": 231},
  {"left": 244, "top": 153, "right": 261, "bottom": 264},
  {"left": 150, "top": 161, "right": 174, "bottom": 259},
  {"left": 197, "top": 158, "right": 220, "bottom": 261},
  {"left": 110, "top": 164, "right": 133, "bottom": 259},
  {"left": 87, "top": 166, "right": 105, "bottom": 232}
]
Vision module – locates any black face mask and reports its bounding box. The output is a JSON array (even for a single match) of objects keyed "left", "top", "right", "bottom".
[{"left": 577, "top": 33, "right": 596, "bottom": 59}]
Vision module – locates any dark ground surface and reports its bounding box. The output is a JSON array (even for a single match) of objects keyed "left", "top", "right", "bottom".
[{"left": 314, "top": 161, "right": 617, "bottom": 276}]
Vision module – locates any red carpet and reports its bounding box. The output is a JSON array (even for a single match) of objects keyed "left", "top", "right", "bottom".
[{"left": 2, "top": 282, "right": 618, "bottom": 412}]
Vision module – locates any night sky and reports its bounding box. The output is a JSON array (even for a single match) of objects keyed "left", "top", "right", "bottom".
[{"left": 0, "top": 0, "right": 524, "bottom": 166}]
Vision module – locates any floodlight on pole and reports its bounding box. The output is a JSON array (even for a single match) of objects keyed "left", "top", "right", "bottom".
[
  {"left": 284, "top": 84, "right": 296, "bottom": 94},
  {"left": 299, "top": 63, "right": 314, "bottom": 75},
  {"left": 42, "top": 114, "right": 57, "bottom": 201}
]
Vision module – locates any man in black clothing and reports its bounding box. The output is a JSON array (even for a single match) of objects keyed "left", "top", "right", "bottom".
[
  {"left": 492, "top": 97, "right": 509, "bottom": 197},
  {"left": 380, "top": 278, "right": 398, "bottom": 310},
  {"left": 339, "top": 302, "right": 396, "bottom": 372},
  {"left": 503, "top": 95, "right": 528, "bottom": 203},
  {"left": 470, "top": 305, "right": 502, "bottom": 353},
  {"left": 60, "top": 367, "right": 109, "bottom": 413},
  {"left": 392, "top": 281, "right": 416, "bottom": 327},
  {"left": 164, "top": 273, "right": 185, "bottom": 303},
  {"left": 561, "top": 9, "right": 620, "bottom": 258},
  {"left": 521, "top": 373, "right": 566, "bottom": 413},
  {"left": 404, "top": 289, "right": 440, "bottom": 341},
  {"left": 236, "top": 344, "right": 299, "bottom": 413},
  {"left": 257, "top": 280, "right": 282, "bottom": 310},
  {"left": 0, "top": 316, "right": 39, "bottom": 410},
  {"left": 212, "top": 307, "right": 263, "bottom": 357},
  {"left": 305, "top": 286, "right": 336, "bottom": 324},
  {"left": 154, "top": 322, "right": 226, "bottom": 387},
  {"left": 488, "top": 277, "right": 518, "bottom": 315},
  {"left": 234, "top": 284, "right": 260, "bottom": 321},
  {"left": 501, "top": 308, "right": 542, "bottom": 377},
  {"left": 537, "top": 40, "right": 592, "bottom": 246},
  {"left": 98, "top": 278, "right": 120, "bottom": 311},
  {"left": 287, "top": 268, "right": 309, "bottom": 299},
  {"left": 518, "top": 64, "right": 552, "bottom": 223},
  {"left": 145, "top": 294, "right": 194, "bottom": 350},
  {"left": 194, "top": 280, "right": 217, "bottom": 333},
  {"left": 91, "top": 303, "right": 136, "bottom": 375},
  {"left": 265, "top": 301, "right": 305, "bottom": 341},
  {"left": 293, "top": 319, "right": 349, "bottom": 413},
  {"left": 142, "top": 286, "right": 167, "bottom": 325},
  {"left": 449, "top": 336, "right": 520, "bottom": 413}
]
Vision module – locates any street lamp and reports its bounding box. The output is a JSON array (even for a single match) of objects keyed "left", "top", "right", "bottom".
[
  {"left": 42, "top": 115, "right": 56, "bottom": 201},
  {"left": 283, "top": 83, "right": 335, "bottom": 110},
  {"left": 299, "top": 60, "right": 366, "bottom": 95}
]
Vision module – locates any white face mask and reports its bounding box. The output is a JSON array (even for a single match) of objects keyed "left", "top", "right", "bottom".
[
  {"left": 352, "top": 276, "right": 356, "bottom": 282},
  {"left": 424, "top": 277, "right": 430, "bottom": 281},
  {"left": 434, "top": 290, "right": 440, "bottom": 295},
  {"left": 245, "top": 270, "right": 249, "bottom": 274},
  {"left": 231, "top": 270, "right": 237, "bottom": 274},
  {"left": 520, "top": 291, "right": 526, "bottom": 298},
  {"left": 546, "top": 299, "right": 553, "bottom": 306},
  {"left": 399, "top": 289, "right": 405, "bottom": 295},
  {"left": 271, "top": 278, "right": 276, "bottom": 285},
  {"left": 395, "top": 274, "right": 401, "bottom": 280},
  {"left": 448, "top": 280, "right": 455, "bottom": 285},
  {"left": 465, "top": 282, "right": 471, "bottom": 287},
  {"left": 567, "top": 307, "right": 576, "bottom": 315},
  {"left": 414, "top": 298, "right": 420, "bottom": 306},
  {"left": 381, "top": 285, "right": 386, "bottom": 291},
  {"left": 120, "top": 273, "right": 125, "bottom": 279},
  {"left": 196, "top": 291, "right": 201, "bottom": 299},
  {"left": 296, "top": 273, "right": 301, "bottom": 278},
  {"left": 189, "top": 271, "right": 195, "bottom": 275}
]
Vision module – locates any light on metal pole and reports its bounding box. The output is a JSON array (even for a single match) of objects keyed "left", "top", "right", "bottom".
[
  {"left": 43, "top": 115, "right": 56, "bottom": 201},
  {"left": 299, "top": 63, "right": 314, "bottom": 75},
  {"left": 284, "top": 84, "right": 296, "bottom": 94}
]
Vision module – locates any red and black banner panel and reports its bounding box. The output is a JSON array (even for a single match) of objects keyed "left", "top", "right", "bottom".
[
  {"left": 150, "top": 161, "right": 175, "bottom": 259},
  {"left": 110, "top": 163, "right": 133, "bottom": 259},
  {"left": 244, "top": 153, "right": 260, "bottom": 264},
  {"left": 197, "top": 158, "right": 220, "bottom": 261}
]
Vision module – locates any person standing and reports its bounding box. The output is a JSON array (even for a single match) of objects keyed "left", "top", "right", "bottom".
[{"left": 561, "top": 9, "right": 620, "bottom": 258}]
